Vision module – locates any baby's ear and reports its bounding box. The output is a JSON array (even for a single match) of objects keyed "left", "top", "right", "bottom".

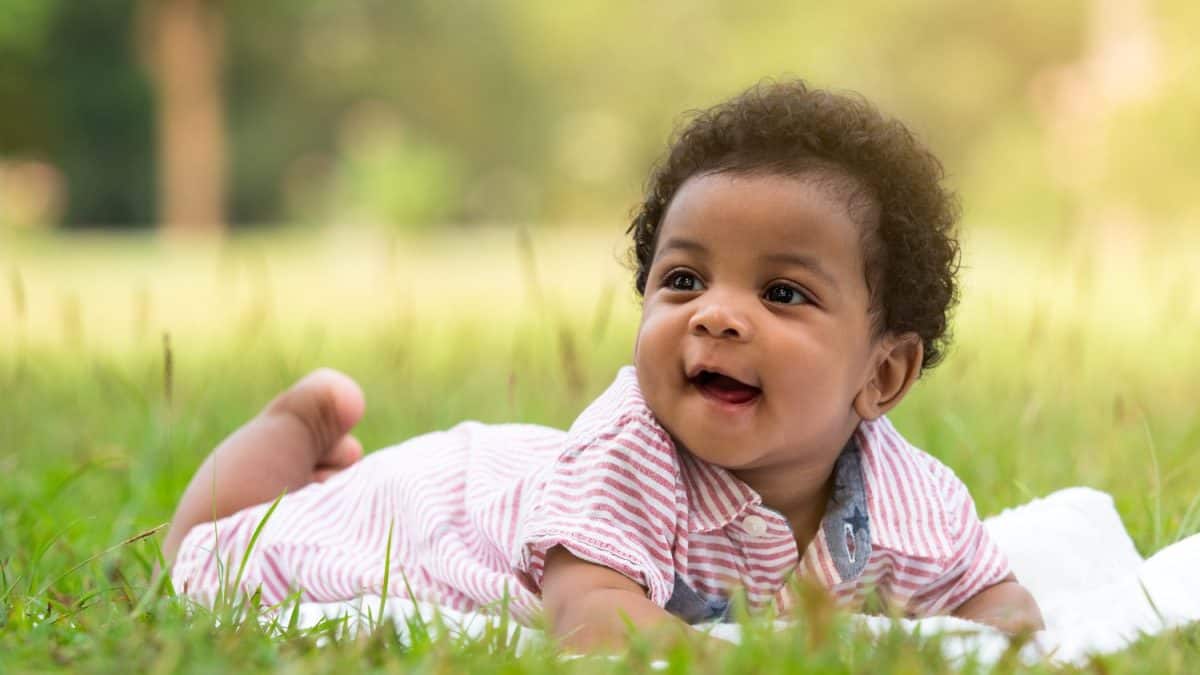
[{"left": 854, "top": 333, "right": 923, "bottom": 421}]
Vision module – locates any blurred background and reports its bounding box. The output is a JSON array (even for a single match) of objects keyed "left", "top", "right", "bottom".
[
  {"left": 3, "top": 6, "right": 1200, "bottom": 667},
  {"left": 1, "top": 0, "right": 1196, "bottom": 236},
  {"left": 1, "top": 0, "right": 1199, "bottom": 604}
]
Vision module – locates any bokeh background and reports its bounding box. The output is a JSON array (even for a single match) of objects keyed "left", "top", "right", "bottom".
[
  {"left": 3, "top": 0, "right": 1200, "bottom": 523},
  {"left": 2, "top": 0, "right": 1198, "bottom": 235},
  {"left": 2, "top": 1, "right": 1200, "bottom": 670}
]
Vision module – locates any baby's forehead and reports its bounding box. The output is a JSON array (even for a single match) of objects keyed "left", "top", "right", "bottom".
[
  {"left": 666, "top": 169, "right": 878, "bottom": 241},
  {"left": 755, "top": 166, "right": 879, "bottom": 226},
  {"left": 656, "top": 172, "right": 876, "bottom": 287},
  {"left": 688, "top": 165, "right": 878, "bottom": 224}
]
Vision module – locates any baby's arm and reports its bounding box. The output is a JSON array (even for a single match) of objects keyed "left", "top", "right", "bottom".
[
  {"left": 541, "top": 547, "right": 694, "bottom": 652},
  {"left": 952, "top": 575, "right": 1044, "bottom": 634}
]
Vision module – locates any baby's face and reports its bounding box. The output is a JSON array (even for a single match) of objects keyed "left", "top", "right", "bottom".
[{"left": 635, "top": 171, "right": 879, "bottom": 474}]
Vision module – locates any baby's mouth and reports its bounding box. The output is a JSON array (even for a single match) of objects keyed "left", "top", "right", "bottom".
[{"left": 689, "top": 370, "right": 762, "bottom": 405}]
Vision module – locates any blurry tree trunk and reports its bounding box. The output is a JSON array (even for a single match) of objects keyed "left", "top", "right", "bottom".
[
  {"left": 1031, "top": 0, "right": 1160, "bottom": 234},
  {"left": 145, "top": 0, "right": 227, "bottom": 236}
]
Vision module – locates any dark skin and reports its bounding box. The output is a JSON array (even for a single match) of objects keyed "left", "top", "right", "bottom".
[
  {"left": 543, "top": 549, "right": 1040, "bottom": 652},
  {"left": 543, "top": 172, "right": 1042, "bottom": 651},
  {"left": 162, "top": 172, "right": 1043, "bottom": 655}
]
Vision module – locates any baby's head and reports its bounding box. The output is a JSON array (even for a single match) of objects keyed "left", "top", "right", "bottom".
[{"left": 627, "top": 80, "right": 959, "bottom": 474}]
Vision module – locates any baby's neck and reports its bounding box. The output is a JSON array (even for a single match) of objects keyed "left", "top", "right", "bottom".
[{"left": 734, "top": 461, "right": 836, "bottom": 553}]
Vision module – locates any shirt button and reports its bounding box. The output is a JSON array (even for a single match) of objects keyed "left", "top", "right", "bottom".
[{"left": 742, "top": 514, "right": 768, "bottom": 538}]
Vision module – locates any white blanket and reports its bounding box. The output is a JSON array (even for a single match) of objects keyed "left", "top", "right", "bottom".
[{"left": 283, "top": 488, "right": 1200, "bottom": 665}]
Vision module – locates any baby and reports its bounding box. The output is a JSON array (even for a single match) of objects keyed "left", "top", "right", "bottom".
[{"left": 163, "top": 80, "right": 1043, "bottom": 650}]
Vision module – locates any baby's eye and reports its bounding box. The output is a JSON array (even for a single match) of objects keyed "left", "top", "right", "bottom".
[
  {"left": 664, "top": 270, "right": 704, "bottom": 292},
  {"left": 764, "top": 283, "right": 810, "bottom": 306}
]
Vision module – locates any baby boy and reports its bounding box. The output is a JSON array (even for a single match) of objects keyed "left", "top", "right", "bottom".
[{"left": 163, "top": 80, "right": 1043, "bottom": 651}]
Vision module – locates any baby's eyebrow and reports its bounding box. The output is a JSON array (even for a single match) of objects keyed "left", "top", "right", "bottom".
[
  {"left": 763, "top": 252, "right": 838, "bottom": 288},
  {"left": 658, "top": 236, "right": 707, "bottom": 258}
]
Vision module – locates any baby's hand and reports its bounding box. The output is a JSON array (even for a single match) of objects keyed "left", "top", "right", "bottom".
[
  {"left": 952, "top": 576, "right": 1044, "bottom": 634},
  {"left": 542, "top": 547, "right": 692, "bottom": 653}
]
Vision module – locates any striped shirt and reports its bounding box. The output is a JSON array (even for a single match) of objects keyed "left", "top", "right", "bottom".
[{"left": 173, "top": 366, "right": 1010, "bottom": 623}]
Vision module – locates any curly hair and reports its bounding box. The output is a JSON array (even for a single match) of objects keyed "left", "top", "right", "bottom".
[{"left": 627, "top": 80, "right": 961, "bottom": 372}]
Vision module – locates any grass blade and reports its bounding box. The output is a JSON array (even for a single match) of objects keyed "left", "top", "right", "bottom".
[
  {"left": 229, "top": 492, "right": 284, "bottom": 603},
  {"left": 1174, "top": 492, "right": 1200, "bottom": 542},
  {"left": 376, "top": 519, "right": 395, "bottom": 631},
  {"left": 37, "top": 523, "right": 165, "bottom": 597}
]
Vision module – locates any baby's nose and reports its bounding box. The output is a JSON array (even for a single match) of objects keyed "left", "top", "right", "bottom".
[{"left": 688, "top": 301, "right": 753, "bottom": 341}]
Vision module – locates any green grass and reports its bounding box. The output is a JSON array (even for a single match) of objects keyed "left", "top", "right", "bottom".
[{"left": 1, "top": 224, "right": 1198, "bottom": 672}]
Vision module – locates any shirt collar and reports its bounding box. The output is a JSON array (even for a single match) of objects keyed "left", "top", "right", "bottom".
[
  {"left": 676, "top": 433, "right": 873, "bottom": 582},
  {"left": 819, "top": 434, "right": 872, "bottom": 581},
  {"left": 676, "top": 448, "right": 761, "bottom": 533}
]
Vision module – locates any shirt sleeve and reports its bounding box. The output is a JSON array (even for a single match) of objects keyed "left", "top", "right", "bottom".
[
  {"left": 904, "top": 468, "right": 1012, "bottom": 617},
  {"left": 512, "top": 405, "right": 681, "bottom": 608}
]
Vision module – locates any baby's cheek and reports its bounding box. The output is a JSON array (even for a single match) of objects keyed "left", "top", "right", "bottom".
[{"left": 633, "top": 317, "right": 668, "bottom": 366}]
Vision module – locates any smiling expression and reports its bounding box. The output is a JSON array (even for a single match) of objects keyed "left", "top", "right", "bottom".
[{"left": 634, "top": 171, "right": 881, "bottom": 477}]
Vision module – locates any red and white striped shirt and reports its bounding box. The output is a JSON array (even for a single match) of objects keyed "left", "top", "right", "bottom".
[{"left": 173, "top": 366, "right": 1009, "bottom": 623}]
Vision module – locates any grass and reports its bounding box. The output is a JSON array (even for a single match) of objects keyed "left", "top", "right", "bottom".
[{"left": 1, "top": 222, "right": 1198, "bottom": 672}]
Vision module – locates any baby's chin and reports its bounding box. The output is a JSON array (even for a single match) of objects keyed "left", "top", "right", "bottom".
[{"left": 664, "top": 429, "right": 763, "bottom": 470}]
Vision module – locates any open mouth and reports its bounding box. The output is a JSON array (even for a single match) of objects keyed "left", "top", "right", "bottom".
[{"left": 689, "top": 370, "right": 762, "bottom": 406}]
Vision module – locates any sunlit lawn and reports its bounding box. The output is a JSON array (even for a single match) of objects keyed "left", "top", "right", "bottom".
[{"left": 1, "top": 223, "right": 1198, "bottom": 672}]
